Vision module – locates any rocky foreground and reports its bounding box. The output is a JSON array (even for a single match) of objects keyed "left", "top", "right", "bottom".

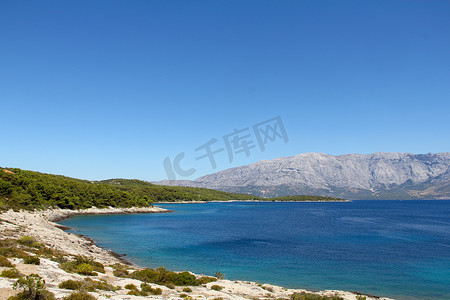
[{"left": 0, "top": 207, "right": 392, "bottom": 300}]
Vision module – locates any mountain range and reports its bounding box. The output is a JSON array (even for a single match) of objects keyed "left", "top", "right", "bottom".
[{"left": 155, "top": 152, "right": 450, "bottom": 200}]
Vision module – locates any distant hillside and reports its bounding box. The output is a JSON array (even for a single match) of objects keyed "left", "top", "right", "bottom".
[
  {"left": 0, "top": 168, "right": 344, "bottom": 210},
  {"left": 154, "top": 152, "right": 450, "bottom": 200}
]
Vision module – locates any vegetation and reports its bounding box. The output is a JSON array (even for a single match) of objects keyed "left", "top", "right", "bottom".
[
  {"left": 182, "top": 287, "right": 192, "bottom": 292},
  {"left": 140, "top": 283, "right": 163, "bottom": 295},
  {"left": 24, "top": 256, "right": 41, "bottom": 265},
  {"left": 270, "top": 195, "right": 345, "bottom": 201},
  {"left": 118, "top": 266, "right": 216, "bottom": 287},
  {"left": 10, "top": 274, "right": 55, "bottom": 300},
  {"left": 60, "top": 255, "right": 105, "bottom": 276},
  {"left": 59, "top": 280, "right": 84, "bottom": 290},
  {"left": 18, "top": 236, "right": 37, "bottom": 246},
  {"left": 290, "top": 292, "right": 343, "bottom": 300},
  {"left": 0, "top": 239, "right": 28, "bottom": 259},
  {"left": 0, "top": 168, "right": 154, "bottom": 210},
  {"left": 0, "top": 237, "right": 64, "bottom": 264},
  {"left": 0, "top": 167, "right": 345, "bottom": 210},
  {"left": 0, "top": 255, "right": 13, "bottom": 267},
  {"left": 100, "top": 178, "right": 259, "bottom": 202},
  {"left": 59, "top": 278, "right": 117, "bottom": 292},
  {"left": 123, "top": 283, "right": 161, "bottom": 296},
  {"left": 1, "top": 268, "right": 22, "bottom": 278},
  {"left": 62, "top": 291, "right": 96, "bottom": 300},
  {"left": 211, "top": 285, "right": 224, "bottom": 291}
]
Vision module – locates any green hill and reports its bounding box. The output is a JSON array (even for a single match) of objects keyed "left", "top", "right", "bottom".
[{"left": 0, "top": 167, "right": 345, "bottom": 210}]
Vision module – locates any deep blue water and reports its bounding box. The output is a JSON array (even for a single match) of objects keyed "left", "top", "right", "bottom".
[{"left": 60, "top": 201, "right": 450, "bottom": 300}]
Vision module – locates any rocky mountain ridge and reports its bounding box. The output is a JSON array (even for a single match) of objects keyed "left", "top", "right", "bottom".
[{"left": 155, "top": 152, "right": 450, "bottom": 199}]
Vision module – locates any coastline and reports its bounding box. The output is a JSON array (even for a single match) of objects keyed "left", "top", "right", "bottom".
[
  {"left": 156, "top": 199, "right": 351, "bottom": 204},
  {"left": 0, "top": 206, "right": 390, "bottom": 300}
]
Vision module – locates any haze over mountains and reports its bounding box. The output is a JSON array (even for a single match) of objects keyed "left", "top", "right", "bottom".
[{"left": 155, "top": 152, "right": 450, "bottom": 200}]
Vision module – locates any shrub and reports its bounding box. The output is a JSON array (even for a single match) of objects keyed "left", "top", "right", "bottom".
[
  {"left": 356, "top": 296, "right": 366, "bottom": 300},
  {"left": 34, "top": 245, "right": 61, "bottom": 258},
  {"left": 127, "top": 290, "right": 147, "bottom": 296},
  {"left": 84, "top": 278, "right": 118, "bottom": 291},
  {"left": 18, "top": 236, "right": 36, "bottom": 246},
  {"left": 290, "top": 292, "right": 343, "bottom": 300},
  {"left": 172, "top": 271, "right": 198, "bottom": 286},
  {"left": 0, "top": 244, "right": 28, "bottom": 258},
  {"left": 141, "top": 283, "right": 162, "bottom": 295},
  {"left": 129, "top": 266, "right": 213, "bottom": 287},
  {"left": 199, "top": 276, "right": 217, "bottom": 284},
  {"left": 1, "top": 268, "right": 22, "bottom": 278},
  {"left": 75, "top": 263, "right": 96, "bottom": 276},
  {"left": 124, "top": 283, "right": 138, "bottom": 291},
  {"left": 182, "top": 287, "right": 192, "bottom": 292},
  {"left": 215, "top": 272, "right": 224, "bottom": 279},
  {"left": 24, "top": 256, "right": 41, "bottom": 265},
  {"left": 59, "top": 280, "right": 83, "bottom": 290},
  {"left": 211, "top": 285, "right": 223, "bottom": 291},
  {"left": 0, "top": 256, "right": 13, "bottom": 267},
  {"left": 12, "top": 274, "right": 55, "bottom": 300},
  {"left": 60, "top": 256, "right": 104, "bottom": 275},
  {"left": 59, "top": 278, "right": 117, "bottom": 292},
  {"left": 112, "top": 268, "right": 129, "bottom": 277},
  {"left": 63, "top": 291, "right": 96, "bottom": 300}
]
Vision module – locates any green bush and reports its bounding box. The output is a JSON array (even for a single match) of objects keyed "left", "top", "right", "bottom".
[
  {"left": 59, "top": 280, "right": 83, "bottom": 290},
  {"left": 199, "top": 276, "right": 217, "bottom": 284},
  {"left": 141, "top": 283, "right": 162, "bottom": 295},
  {"left": 124, "top": 283, "right": 138, "bottom": 290},
  {"left": 112, "top": 268, "right": 129, "bottom": 277},
  {"left": 172, "top": 271, "right": 198, "bottom": 286},
  {"left": 127, "top": 290, "right": 148, "bottom": 296},
  {"left": 61, "top": 256, "right": 104, "bottom": 275},
  {"left": 85, "top": 278, "right": 118, "bottom": 291},
  {"left": 0, "top": 243, "right": 28, "bottom": 258},
  {"left": 356, "top": 296, "right": 367, "bottom": 300},
  {"left": 130, "top": 266, "right": 214, "bottom": 287},
  {"left": 1, "top": 268, "right": 22, "bottom": 278},
  {"left": 24, "top": 256, "right": 40, "bottom": 265},
  {"left": 0, "top": 256, "right": 13, "bottom": 267},
  {"left": 182, "top": 287, "right": 192, "bottom": 293},
  {"left": 18, "top": 236, "right": 36, "bottom": 246},
  {"left": 75, "top": 263, "right": 95, "bottom": 276},
  {"left": 12, "top": 274, "right": 55, "bottom": 300},
  {"left": 290, "top": 292, "right": 344, "bottom": 300},
  {"left": 58, "top": 278, "right": 117, "bottom": 292},
  {"left": 63, "top": 291, "right": 96, "bottom": 300},
  {"left": 215, "top": 271, "right": 224, "bottom": 279},
  {"left": 211, "top": 285, "right": 223, "bottom": 291},
  {"left": 74, "top": 256, "right": 105, "bottom": 273}
]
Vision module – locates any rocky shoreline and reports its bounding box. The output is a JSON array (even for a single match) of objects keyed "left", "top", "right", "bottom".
[{"left": 0, "top": 207, "right": 392, "bottom": 300}]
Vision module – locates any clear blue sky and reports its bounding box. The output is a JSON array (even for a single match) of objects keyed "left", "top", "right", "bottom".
[{"left": 1, "top": 0, "right": 449, "bottom": 181}]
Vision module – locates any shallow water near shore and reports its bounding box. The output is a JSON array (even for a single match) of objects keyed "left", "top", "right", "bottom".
[{"left": 60, "top": 200, "right": 450, "bottom": 300}]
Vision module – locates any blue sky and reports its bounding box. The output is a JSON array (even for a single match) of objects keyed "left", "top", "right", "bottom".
[{"left": 1, "top": 0, "right": 449, "bottom": 181}]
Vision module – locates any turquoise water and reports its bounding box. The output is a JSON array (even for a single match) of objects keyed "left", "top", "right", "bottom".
[{"left": 60, "top": 200, "right": 450, "bottom": 300}]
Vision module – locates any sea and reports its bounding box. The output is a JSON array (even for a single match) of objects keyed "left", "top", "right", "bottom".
[{"left": 59, "top": 200, "right": 450, "bottom": 300}]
